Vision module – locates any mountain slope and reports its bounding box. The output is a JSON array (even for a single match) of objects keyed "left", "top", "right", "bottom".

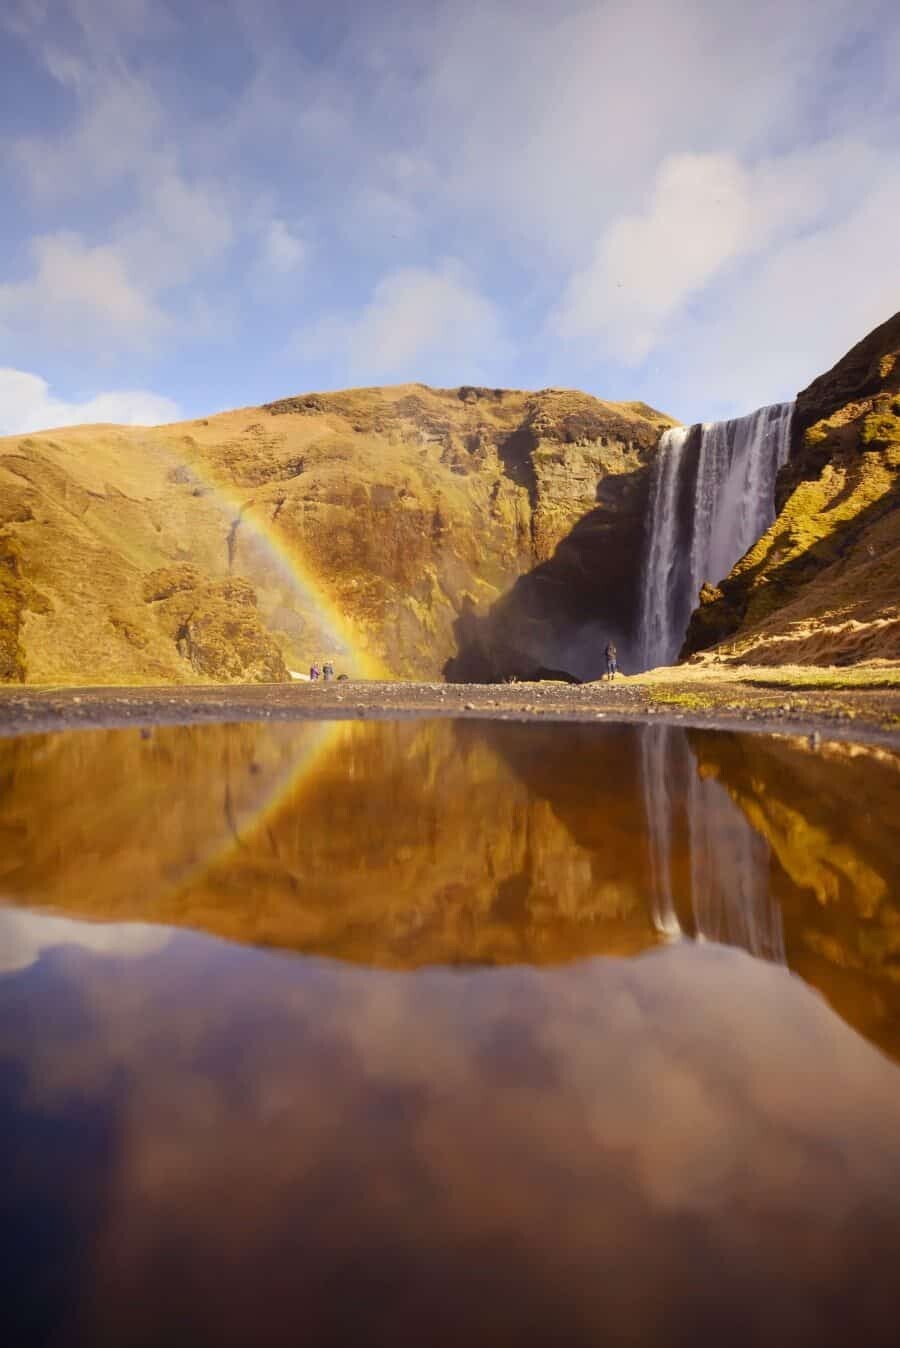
[
  {"left": 0, "top": 385, "right": 674, "bottom": 684},
  {"left": 683, "top": 312, "right": 900, "bottom": 665}
]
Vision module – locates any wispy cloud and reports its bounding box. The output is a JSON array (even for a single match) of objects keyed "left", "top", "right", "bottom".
[
  {"left": 0, "top": 232, "right": 168, "bottom": 351},
  {"left": 297, "top": 259, "right": 510, "bottom": 384},
  {"left": 0, "top": 0, "right": 898, "bottom": 421},
  {"left": 261, "top": 219, "right": 307, "bottom": 274}
]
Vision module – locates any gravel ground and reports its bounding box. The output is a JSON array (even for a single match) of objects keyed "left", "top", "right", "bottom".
[{"left": 0, "top": 677, "right": 898, "bottom": 748}]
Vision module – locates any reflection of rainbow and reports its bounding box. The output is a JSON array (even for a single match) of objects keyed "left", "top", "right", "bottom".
[
  {"left": 226, "top": 718, "right": 346, "bottom": 849},
  {"left": 190, "top": 464, "right": 387, "bottom": 680},
  {"left": 167, "top": 718, "right": 349, "bottom": 903}
]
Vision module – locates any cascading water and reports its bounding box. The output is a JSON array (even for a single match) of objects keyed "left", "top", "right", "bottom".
[
  {"left": 640, "top": 402, "right": 794, "bottom": 669},
  {"left": 640, "top": 723, "right": 785, "bottom": 963}
]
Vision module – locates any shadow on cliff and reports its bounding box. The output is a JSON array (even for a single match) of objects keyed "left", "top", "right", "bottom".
[{"left": 444, "top": 465, "right": 650, "bottom": 683}]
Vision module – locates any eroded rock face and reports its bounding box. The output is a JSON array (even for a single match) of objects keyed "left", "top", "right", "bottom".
[
  {"left": 143, "top": 568, "right": 289, "bottom": 683},
  {"left": 0, "top": 385, "right": 674, "bottom": 683},
  {"left": 682, "top": 311, "right": 900, "bottom": 665}
]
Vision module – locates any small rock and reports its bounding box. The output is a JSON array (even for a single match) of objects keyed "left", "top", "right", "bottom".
[
  {"left": 140, "top": 728, "right": 152, "bottom": 741},
  {"left": 464, "top": 702, "right": 476, "bottom": 711}
]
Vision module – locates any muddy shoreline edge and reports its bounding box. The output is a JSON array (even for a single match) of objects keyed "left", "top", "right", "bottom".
[{"left": 1, "top": 678, "right": 898, "bottom": 750}]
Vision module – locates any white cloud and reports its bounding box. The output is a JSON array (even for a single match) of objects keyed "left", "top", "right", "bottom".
[
  {"left": 0, "top": 367, "right": 180, "bottom": 435},
  {"left": 659, "top": 166, "right": 900, "bottom": 415},
  {"left": 261, "top": 219, "right": 307, "bottom": 274},
  {"left": 349, "top": 187, "right": 420, "bottom": 243},
  {"left": 299, "top": 259, "right": 509, "bottom": 382},
  {"left": 116, "top": 162, "right": 236, "bottom": 290},
  {"left": 6, "top": 5, "right": 236, "bottom": 329},
  {"left": 13, "top": 75, "right": 163, "bottom": 198},
  {"left": 552, "top": 138, "right": 900, "bottom": 382},
  {"left": 414, "top": 0, "right": 877, "bottom": 258},
  {"left": 3, "top": 0, "right": 167, "bottom": 91},
  {"left": 0, "top": 231, "right": 167, "bottom": 351},
  {"left": 554, "top": 153, "right": 754, "bottom": 362}
]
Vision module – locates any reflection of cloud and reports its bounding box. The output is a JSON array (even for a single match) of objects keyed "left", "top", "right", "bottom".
[
  {"left": 4, "top": 935, "right": 900, "bottom": 1342},
  {"left": 0, "top": 905, "right": 171, "bottom": 974}
]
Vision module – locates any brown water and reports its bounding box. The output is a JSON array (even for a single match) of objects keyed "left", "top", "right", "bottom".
[{"left": 1, "top": 718, "right": 899, "bottom": 1346}]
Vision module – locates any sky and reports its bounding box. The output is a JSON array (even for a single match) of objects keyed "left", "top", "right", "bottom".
[{"left": 1, "top": 0, "right": 898, "bottom": 433}]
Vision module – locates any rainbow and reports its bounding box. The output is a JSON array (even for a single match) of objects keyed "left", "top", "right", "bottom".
[{"left": 173, "top": 442, "right": 389, "bottom": 681}]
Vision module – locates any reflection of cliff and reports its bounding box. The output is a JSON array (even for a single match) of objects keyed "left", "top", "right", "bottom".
[
  {"left": 0, "top": 720, "right": 332, "bottom": 915},
  {"left": 0, "top": 720, "right": 657, "bottom": 967},
  {"left": 2, "top": 719, "right": 898, "bottom": 1058},
  {"left": 691, "top": 730, "right": 900, "bottom": 1059}
]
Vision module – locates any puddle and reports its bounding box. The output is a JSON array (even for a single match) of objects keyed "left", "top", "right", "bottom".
[{"left": 1, "top": 719, "right": 899, "bottom": 1345}]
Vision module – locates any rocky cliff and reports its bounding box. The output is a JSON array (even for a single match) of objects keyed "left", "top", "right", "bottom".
[
  {"left": 0, "top": 386, "right": 673, "bottom": 683},
  {"left": 682, "top": 311, "right": 900, "bottom": 664}
]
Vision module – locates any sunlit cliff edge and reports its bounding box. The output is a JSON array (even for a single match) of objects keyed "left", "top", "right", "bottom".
[{"left": 682, "top": 311, "right": 900, "bottom": 667}]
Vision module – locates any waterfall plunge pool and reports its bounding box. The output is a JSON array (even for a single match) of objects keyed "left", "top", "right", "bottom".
[{"left": 2, "top": 718, "right": 899, "bottom": 1346}]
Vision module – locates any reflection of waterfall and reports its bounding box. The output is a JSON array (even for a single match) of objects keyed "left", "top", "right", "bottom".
[
  {"left": 640, "top": 726, "right": 682, "bottom": 938},
  {"left": 640, "top": 402, "right": 794, "bottom": 669},
  {"left": 641, "top": 724, "right": 785, "bottom": 962}
]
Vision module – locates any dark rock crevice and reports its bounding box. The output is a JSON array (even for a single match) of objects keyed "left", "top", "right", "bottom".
[{"left": 445, "top": 462, "right": 654, "bottom": 683}]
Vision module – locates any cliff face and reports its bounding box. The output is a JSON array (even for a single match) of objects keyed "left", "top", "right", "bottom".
[
  {"left": 0, "top": 385, "right": 673, "bottom": 684},
  {"left": 682, "top": 312, "right": 900, "bottom": 664}
]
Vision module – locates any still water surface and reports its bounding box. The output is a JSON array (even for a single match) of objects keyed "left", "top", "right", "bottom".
[{"left": 1, "top": 719, "right": 899, "bottom": 1345}]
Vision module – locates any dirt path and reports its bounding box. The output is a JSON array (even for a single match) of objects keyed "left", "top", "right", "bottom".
[{"left": 1, "top": 672, "right": 898, "bottom": 747}]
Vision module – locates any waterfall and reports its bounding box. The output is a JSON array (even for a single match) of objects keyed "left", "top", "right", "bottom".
[
  {"left": 640, "top": 723, "right": 785, "bottom": 962},
  {"left": 640, "top": 402, "right": 794, "bottom": 669}
]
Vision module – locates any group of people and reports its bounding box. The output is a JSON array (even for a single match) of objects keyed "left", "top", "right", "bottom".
[{"left": 309, "top": 661, "right": 335, "bottom": 681}]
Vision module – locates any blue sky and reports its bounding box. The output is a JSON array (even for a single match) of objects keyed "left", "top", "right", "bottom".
[{"left": 1, "top": 0, "right": 898, "bottom": 433}]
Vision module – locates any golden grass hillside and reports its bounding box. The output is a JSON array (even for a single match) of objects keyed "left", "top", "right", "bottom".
[{"left": 0, "top": 385, "right": 674, "bottom": 683}]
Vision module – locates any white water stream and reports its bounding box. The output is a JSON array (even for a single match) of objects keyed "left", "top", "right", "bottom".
[{"left": 640, "top": 402, "right": 794, "bottom": 669}]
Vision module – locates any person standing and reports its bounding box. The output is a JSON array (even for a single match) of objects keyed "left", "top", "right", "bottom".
[{"left": 604, "top": 642, "right": 618, "bottom": 681}]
